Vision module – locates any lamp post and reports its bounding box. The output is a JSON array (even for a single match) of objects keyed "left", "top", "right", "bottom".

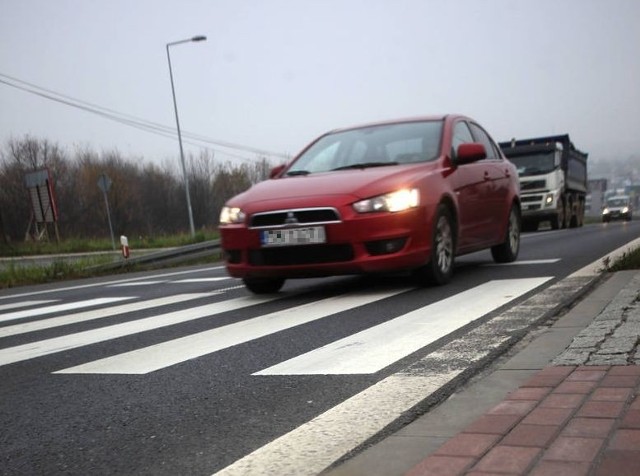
[{"left": 166, "top": 35, "right": 207, "bottom": 238}]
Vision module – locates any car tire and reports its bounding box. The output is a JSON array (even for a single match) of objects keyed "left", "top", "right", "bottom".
[
  {"left": 242, "top": 277, "right": 285, "bottom": 294},
  {"left": 414, "top": 204, "right": 455, "bottom": 286},
  {"left": 491, "top": 204, "right": 520, "bottom": 263}
]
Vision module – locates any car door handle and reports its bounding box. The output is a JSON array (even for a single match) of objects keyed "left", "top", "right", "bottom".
[{"left": 484, "top": 171, "right": 490, "bottom": 181}]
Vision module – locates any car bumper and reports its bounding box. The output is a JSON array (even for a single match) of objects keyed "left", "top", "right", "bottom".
[{"left": 220, "top": 207, "right": 432, "bottom": 279}]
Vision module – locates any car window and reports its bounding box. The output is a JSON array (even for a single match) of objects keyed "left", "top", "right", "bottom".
[
  {"left": 452, "top": 121, "right": 474, "bottom": 156},
  {"left": 469, "top": 123, "right": 500, "bottom": 160}
]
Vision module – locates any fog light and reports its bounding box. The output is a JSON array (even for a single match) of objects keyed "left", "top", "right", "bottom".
[{"left": 365, "top": 237, "right": 407, "bottom": 256}]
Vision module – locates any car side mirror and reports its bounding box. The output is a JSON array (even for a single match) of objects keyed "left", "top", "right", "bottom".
[
  {"left": 269, "top": 164, "right": 286, "bottom": 178},
  {"left": 456, "top": 143, "right": 487, "bottom": 164}
]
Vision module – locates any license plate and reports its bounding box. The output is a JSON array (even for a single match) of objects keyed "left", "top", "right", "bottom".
[{"left": 260, "top": 226, "right": 326, "bottom": 247}]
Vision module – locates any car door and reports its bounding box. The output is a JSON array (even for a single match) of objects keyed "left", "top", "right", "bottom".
[
  {"left": 448, "top": 120, "right": 490, "bottom": 250},
  {"left": 469, "top": 122, "right": 512, "bottom": 243}
]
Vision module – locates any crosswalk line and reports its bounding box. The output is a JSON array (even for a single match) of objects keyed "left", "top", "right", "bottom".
[
  {"left": 254, "top": 277, "right": 552, "bottom": 375},
  {"left": 0, "top": 297, "right": 135, "bottom": 325},
  {"left": 0, "top": 295, "right": 276, "bottom": 367},
  {"left": 55, "top": 289, "right": 408, "bottom": 375},
  {"left": 0, "top": 293, "right": 214, "bottom": 338},
  {"left": 0, "top": 300, "right": 57, "bottom": 312}
]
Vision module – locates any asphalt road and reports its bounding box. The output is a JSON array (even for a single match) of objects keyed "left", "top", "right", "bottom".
[{"left": 0, "top": 220, "right": 639, "bottom": 476}]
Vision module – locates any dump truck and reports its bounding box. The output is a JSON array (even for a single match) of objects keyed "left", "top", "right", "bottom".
[{"left": 499, "top": 134, "right": 588, "bottom": 231}]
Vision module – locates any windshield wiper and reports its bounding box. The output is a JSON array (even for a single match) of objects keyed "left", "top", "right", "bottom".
[
  {"left": 285, "top": 170, "right": 311, "bottom": 176},
  {"left": 331, "top": 161, "right": 398, "bottom": 171}
]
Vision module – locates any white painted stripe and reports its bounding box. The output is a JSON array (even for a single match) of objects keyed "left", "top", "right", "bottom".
[
  {"left": 173, "top": 278, "right": 230, "bottom": 283},
  {"left": 109, "top": 281, "right": 167, "bottom": 287},
  {"left": 484, "top": 259, "right": 560, "bottom": 266},
  {"left": 0, "top": 293, "right": 214, "bottom": 338},
  {"left": 212, "top": 372, "right": 460, "bottom": 476},
  {"left": 0, "top": 266, "right": 225, "bottom": 301},
  {"left": 56, "top": 289, "right": 408, "bottom": 374},
  {"left": 0, "top": 297, "right": 134, "bottom": 324},
  {"left": 0, "top": 300, "right": 57, "bottom": 312},
  {"left": 255, "top": 278, "right": 552, "bottom": 375},
  {"left": 0, "top": 295, "right": 274, "bottom": 367}
]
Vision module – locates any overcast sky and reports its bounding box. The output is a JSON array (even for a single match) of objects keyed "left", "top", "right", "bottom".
[{"left": 1, "top": 0, "right": 639, "bottom": 167}]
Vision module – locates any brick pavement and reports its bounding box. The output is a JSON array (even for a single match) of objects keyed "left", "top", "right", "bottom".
[{"left": 405, "top": 273, "right": 640, "bottom": 476}]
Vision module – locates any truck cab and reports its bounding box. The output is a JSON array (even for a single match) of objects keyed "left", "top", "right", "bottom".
[{"left": 500, "top": 135, "right": 587, "bottom": 231}]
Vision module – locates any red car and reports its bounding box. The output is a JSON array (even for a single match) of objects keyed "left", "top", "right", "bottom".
[{"left": 219, "top": 115, "right": 521, "bottom": 293}]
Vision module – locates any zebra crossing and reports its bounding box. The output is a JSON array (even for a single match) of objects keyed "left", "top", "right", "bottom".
[
  {"left": 0, "top": 270, "right": 559, "bottom": 476},
  {"left": 0, "top": 276, "right": 552, "bottom": 375}
]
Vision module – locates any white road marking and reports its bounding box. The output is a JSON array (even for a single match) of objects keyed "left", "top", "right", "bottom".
[
  {"left": 0, "top": 295, "right": 274, "bottom": 367},
  {"left": 213, "top": 372, "right": 460, "bottom": 476},
  {"left": 0, "top": 266, "right": 225, "bottom": 301},
  {"left": 109, "top": 281, "right": 167, "bottom": 287},
  {"left": 484, "top": 259, "right": 560, "bottom": 266},
  {"left": 0, "top": 300, "right": 57, "bottom": 312},
  {"left": 255, "top": 278, "right": 552, "bottom": 375},
  {"left": 173, "top": 278, "right": 230, "bottom": 283},
  {"left": 0, "top": 293, "right": 214, "bottom": 338},
  {"left": 0, "top": 297, "right": 134, "bottom": 324},
  {"left": 56, "top": 289, "right": 408, "bottom": 374}
]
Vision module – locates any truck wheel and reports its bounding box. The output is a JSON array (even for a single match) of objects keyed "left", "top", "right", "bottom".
[
  {"left": 414, "top": 204, "right": 455, "bottom": 285},
  {"left": 243, "top": 277, "right": 285, "bottom": 294},
  {"left": 552, "top": 200, "right": 565, "bottom": 230},
  {"left": 491, "top": 204, "right": 520, "bottom": 263}
]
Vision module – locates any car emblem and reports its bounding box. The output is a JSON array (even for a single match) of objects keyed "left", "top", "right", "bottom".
[{"left": 284, "top": 211, "right": 298, "bottom": 224}]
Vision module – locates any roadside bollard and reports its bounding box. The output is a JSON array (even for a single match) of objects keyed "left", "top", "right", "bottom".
[{"left": 120, "top": 235, "right": 130, "bottom": 259}]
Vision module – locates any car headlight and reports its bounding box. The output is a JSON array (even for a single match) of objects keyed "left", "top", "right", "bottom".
[
  {"left": 353, "top": 188, "right": 419, "bottom": 213},
  {"left": 602, "top": 208, "right": 610, "bottom": 215},
  {"left": 219, "top": 206, "right": 245, "bottom": 224},
  {"left": 622, "top": 207, "right": 629, "bottom": 214}
]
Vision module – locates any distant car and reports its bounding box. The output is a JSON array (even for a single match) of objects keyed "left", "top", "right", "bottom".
[
  {"left": 602, "top": 195, "right": 633, "bottom": 222},
  {"left": 219, "top": 115, "right": 521, "bottom": 293}
]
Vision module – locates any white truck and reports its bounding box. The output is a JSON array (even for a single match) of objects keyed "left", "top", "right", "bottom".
[{"left": 499, "top": 134, "right": 588, "bottom": 231}]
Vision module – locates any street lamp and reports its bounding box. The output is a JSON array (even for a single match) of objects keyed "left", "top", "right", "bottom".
[{"left": 166, "top": 35, "right": 207, "bottom": 237}]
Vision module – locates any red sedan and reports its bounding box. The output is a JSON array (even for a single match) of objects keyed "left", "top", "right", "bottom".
[{"left": 219, "top": 115, "right": 521, "bottom": 293}]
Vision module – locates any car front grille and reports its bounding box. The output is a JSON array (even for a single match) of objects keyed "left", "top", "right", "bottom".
[
  {"left": 250, "top": 208, "right": 340, "bottom": 228},
  {"left": 249, "top": 244, "right": 354, "bottom": 266}
]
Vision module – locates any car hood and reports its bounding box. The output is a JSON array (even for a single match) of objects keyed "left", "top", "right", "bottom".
[{"left": 228, "top": 163, "right": 440, "bottom": 212}]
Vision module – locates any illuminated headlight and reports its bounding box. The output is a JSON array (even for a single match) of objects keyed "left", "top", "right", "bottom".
[
  {"left": 622, "top": 207, "right": 629, "bottom": 214},
  {"left": 353, "top": 188, "right": 419, "bottom": 213},
  {"left": 602, "top": 208, "right": 610, "bottom": 215},
  {"left": 544, "top": 193, "right": 555, "bottom": 207},
  {"left": 219, "top": 206, "right": 245, "bottom": 224}
]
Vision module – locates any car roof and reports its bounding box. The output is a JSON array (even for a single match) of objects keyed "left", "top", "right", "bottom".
[{"left": 325, "top": 114, "right": 463, "bottom": 134}]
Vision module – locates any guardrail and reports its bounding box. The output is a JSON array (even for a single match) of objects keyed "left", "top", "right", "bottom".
[{"left": 91, "top": 239, "right": 222, "bottom": 272}]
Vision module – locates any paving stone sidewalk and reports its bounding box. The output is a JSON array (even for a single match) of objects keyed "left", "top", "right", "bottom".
[
  {"left": 405, "top": 273, "right": 640, "bottom": 476},
  {"left": 553, "top": 272, "right": 640, "bottom": 366}
]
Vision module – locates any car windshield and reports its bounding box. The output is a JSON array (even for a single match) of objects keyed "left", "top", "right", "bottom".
[
  {"left": 285, "top": 120, "right": 443, "bottom": 175},
  {"left": 511, "top": 153, "right": 557, "bottom": 176},
  {"left": 607, "top": 197, "right": 629, "bottom": 207}
]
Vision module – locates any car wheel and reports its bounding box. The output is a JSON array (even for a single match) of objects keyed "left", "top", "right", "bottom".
[
  {"left": 491, "top": 204, "right": 520, "bottom": 263},
  {"left": 242, "top": 277, "right": 285, "bottom": 294},
  {"left": 414, "top": 205, "right": 454, "bottom": 286}
]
